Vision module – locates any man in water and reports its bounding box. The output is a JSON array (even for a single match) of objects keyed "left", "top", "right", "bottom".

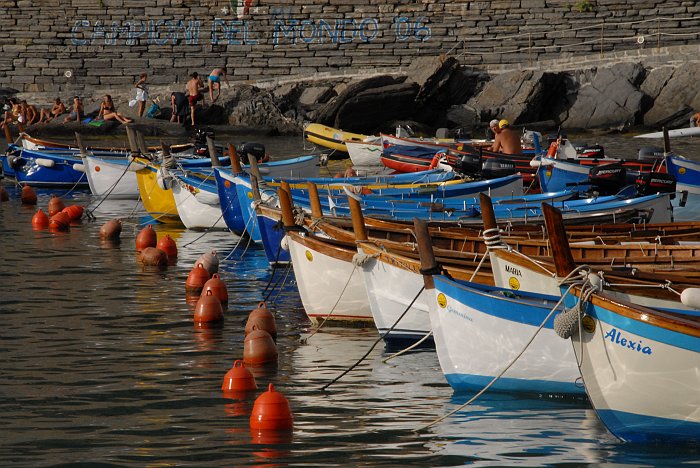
[
  {"left": 489, "top": 119, "right": 522, "bottom": 155},
  {"left": 208, "top": 67, "right": 230, "bottom": 103}
]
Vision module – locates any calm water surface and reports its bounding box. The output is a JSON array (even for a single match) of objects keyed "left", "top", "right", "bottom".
[{"left": 0, "top": 133, "right": 699, "bottom": 466}]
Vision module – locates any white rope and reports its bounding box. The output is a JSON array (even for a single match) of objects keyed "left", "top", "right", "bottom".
[{"left": 382, "top": 331, "right": 433, "bottom": 363}]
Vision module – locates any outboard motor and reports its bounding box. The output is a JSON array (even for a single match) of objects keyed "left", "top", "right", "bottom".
[
  {"left": 638, "top": 146, "right": 665, "bottom": 162},
  {"left": 236, "top": 142, "right": 267, "bottom": 164},
  {"left": 635, "top": 171, "right": 677, "bottom": 195},
  {"left": 482, "top": 158, "right": 517, "bottom": 179},
  {"left": 193, "top": 127, "right": 215, "bottom": 157},
  {"left": 588, "top": 162, "right": 626, "bottom": 195},
  {"left": 577, "top": 144, "right": 605, "bottom": 159},
  {"left": 456, "top": 153, "right": 481, "bottom": 176}
]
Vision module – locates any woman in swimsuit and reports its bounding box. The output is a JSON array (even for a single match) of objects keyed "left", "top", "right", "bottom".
[{"left": 98, "top": 94, "right": 133, "bottom": 124}]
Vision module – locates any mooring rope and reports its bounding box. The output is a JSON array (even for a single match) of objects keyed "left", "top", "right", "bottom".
[
  {"left": 301, "top": 264, "right": 358, "bottom": 343},
  {"left": 382, "top": 330, "right": 433, "bottom": 363},
  {"left": 320, "top": 285, "right": 425, "bottom": 391}
]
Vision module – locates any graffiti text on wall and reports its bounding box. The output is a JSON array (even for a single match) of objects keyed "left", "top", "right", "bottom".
[{"left": 70, "top": 17, "right": 431, "bottom": 46}]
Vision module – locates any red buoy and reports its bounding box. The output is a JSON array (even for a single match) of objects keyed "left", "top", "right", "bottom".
[
  {"left": 48, "top": 195, "right": 65, "bottom": 217},
  {"left": 20, "top": 186, "right": 37, "bottom": 205},
  {"left": 249, "top": 383, "right": 293, "bottom": 431},
  {"left": 0, "top": 186, "right": 8, "bottom": 201},
  {"left": 31, "top": 208, "right": 49, "bottom": 229},
  {"left": 156, "top": 234, "right": 178, "bottom": 258},
  {"left": 243, "top": 329, "right": 278, "bottom": 366},
  {"left": 202, "top": 273, "right": 228, "bottom": 307},
  {"left": 245, "top": 302, "right": 277, "bottom": 341},
  {"left": 137, "top": 246, "right": 168, "bottom": 267},
  {"left": 135, "top": 224, "right": 157, "bottom": 251},
  {"left": 99, "top": 218, "right": 122, "bottom": 240},
  {"left": 194, "top": 289, "right": 224, "bottom": 325},
  {"left": 185, "top": 263, "right": 211, "bottom": 296},
  {"left": 222, "top": 359, "right": 258, "bottom": 394},
  {"left": 194, "top": 250, "right": 219, "bottom": 274},
  {"left": 62, "top": 204, "right": 84, "bottom": 222},
  {"left": 49, "top": 211, "right": 71, "bottom": 231}
]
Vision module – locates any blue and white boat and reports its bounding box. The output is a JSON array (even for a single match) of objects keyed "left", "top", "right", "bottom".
[
  {"left": 13, "top": 148, "right": 89, "bottom": 187},
  {"left": 561, "top": 284, "right": 700, "bottom": 443},
  {"left": 428, "top": 274, "right": 583, "bottom": 396}
]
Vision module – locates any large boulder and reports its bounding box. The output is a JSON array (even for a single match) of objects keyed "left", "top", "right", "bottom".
[
  {"left": 467, "top": 70, "right": 561, "bottom": 125},
  {"left": 313, "top": 75, "right": 405, "bottom": 125},
  {"left": 221, "top": 85, "right": 301, "bottom": 135},
  {"left": 643, "top": 62, "right": 700, "bottom": 128},
  {"left": 334, "top": 82, "right": 419, "bottom": 133},
  {"left": 563, "top": 63, "right": 646, "bottom": 130},
  {"left": 407, "top": 55, "right": 461, "bottom": 105}
]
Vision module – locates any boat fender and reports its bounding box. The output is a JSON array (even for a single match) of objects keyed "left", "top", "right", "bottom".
[
  {"left": 193, "top": 190, "right": 220, "bottom": 206},
  {"left": 72, "top": 163, "right": 85, "bottom": 172},
  {"left": 280, "top": 235, "right": 289, "bottom": 251},
  {"left": 553, "top": 308, "right": 579, "bottom": 339},
  {"left": 7, "top": 154, "right": 20, "bottom": 168},
  {"left": 529, "top": 158, "right": 541, "bottom": 168},
  {"left": 156, "top": 167, "right": 172, "bottom": 190},
  {"left": 35, "top": 158, "right": 55, "bottom": 168},
  {"left": 680, "top": 288, "right": 700, "bottom": 310}
]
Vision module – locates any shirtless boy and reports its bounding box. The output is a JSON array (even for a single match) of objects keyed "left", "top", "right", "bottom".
[
  {"left": 208, "top": 67, "right": 230, "bottom": 103},
  {"left": 489, "top": 119, "right": 522, "bottom": 155},
  {"left": 39, "top": 98, "right": 66, "bottom": 123},
  {"left": 186, "top": 72, "right": 205, "bottom": 126}
]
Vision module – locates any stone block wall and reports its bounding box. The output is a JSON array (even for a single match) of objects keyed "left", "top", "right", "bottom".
[{"left": 1, "top": 0, "right": 698, "bottom": 93}]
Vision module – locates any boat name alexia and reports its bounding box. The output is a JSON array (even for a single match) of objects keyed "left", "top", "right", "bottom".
[{"left": 604, "top": 328, "right": 653, "bottom": 355}]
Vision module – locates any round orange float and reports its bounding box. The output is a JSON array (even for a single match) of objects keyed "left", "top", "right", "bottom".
[
  {"left": 202, "top": 273, "right": 228, "bottom": 307},
  {"left": 99, "top": 218, "right": 122, "bottom": 240},
  {"left": 245, "top": 302, "right": 277, "bottom": 341},
  {"left": 249, "top": 383, "right": 293, "bottom": 431},
  {"left": 156, "top": 234, "right": 178, "bottom": 258},
  {"left": 48, "top": 195, "right": 65, "bottom": 217},
  {"left": 135, "top": 224, "right": 157, "bottom": 251},
  {"left": 243, "top": 329, "right": 278, "bottom": 366},
  {"left": 20, "top": 186, "right": 37, "bottom": 205},
  {"left": 194, "top": 290, "right": 224, "bottom": 325},
  {"left": 222, "top": 359, "right": 258, "bottom": 394},
  {"left": 31, "top": 209, "right": 49, "bottom": 229},
  {"left": 185, "top": 263, "right": 211, "bottom": 296}
]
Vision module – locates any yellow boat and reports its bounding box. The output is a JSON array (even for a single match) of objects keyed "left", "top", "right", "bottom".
[
  {"left": 303, "top": 123, "right": 369, "bottom": 154},
  {"left": 135, "top": 160, "right": 182, "bottom": 224}
]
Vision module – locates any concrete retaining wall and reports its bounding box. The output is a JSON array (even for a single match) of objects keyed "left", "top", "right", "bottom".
[{"left": 1, "top": 0, "right": 699, "bottom": 93}]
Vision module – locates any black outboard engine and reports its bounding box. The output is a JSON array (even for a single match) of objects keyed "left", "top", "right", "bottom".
[
  {"left": 638, "top": 146, "right": 664, "bottom": 162},
  {"left": 577, "top": 144, "right": 605, "bottom": 159},
  {"left": 588, "top": 162, "right": 626, "bottom": 195},
  {"left": 236, "top": 142, "right": 266, "bottom": 164},
  {"left": 482, "top": 158, "right": 517, "bottom": 179},
  {"left": 193, "top": 127, "right": 215, "bottom": 157},
  {"left": 456, "top": 153, "right": 481, "bottom": 176},
  {"left": 635, "top": 172, "right": 677, "bottom": 195}
]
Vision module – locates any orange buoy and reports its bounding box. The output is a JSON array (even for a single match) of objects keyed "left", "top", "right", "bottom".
[
  {"left": 20, "top": 185, "right": 37, "bottom": 205},
  {"left": 222, "top": 359, "right": 258, "bottom": 393},
  {"left": 245, "top": 302, "right": 277, "bottom": 341},
  {"left": 62, "top": 204, "right": 84, "bottom": 222},
  {"left": 243, "top": 329, "right": 278, "bottom": 366},
  {"left": 202, "top": 273, "right": 228, "bottom": 307},
  {"left": 0, "top": 186, "right": 8, "bottom": 201},
  {"left": 194, "top": 250, "right": 219, "bottom": 274},
  {"left": 249, "top": 383, "right": 293, "bottom": 431},
  {"left": 99, "top": 218, "right": 122, "bottom": 240},
  {"left": 135, "top": 224, "right": 157, "bottom": 251},
  {"left": 156, "top": 234, "right": 178, "bottom": 258},
  {"left": 185, "top": 262, "right": 211, "bottom": 296},
  {"left": 137, "top": 246, "right": 168, "bottom": 267},
  {"left": 48, "top": 195, "right": 65, "bottom": 217},
  {"left": 49, "top": 211, "right": 71, "bottom": 231},
  {"left": 194, "top": 289, "right": 224, "bottom": 325},
  {"left": 31, "top": 209, "right": 49, "bottom": 229}
]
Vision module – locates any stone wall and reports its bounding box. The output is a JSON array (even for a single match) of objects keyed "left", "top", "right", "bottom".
[{"left": 1, "top": 0, "right": 699, "bottom": 94}]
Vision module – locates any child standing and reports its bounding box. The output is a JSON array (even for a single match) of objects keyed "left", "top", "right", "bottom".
[{"left": 132, "top": 72, "right": 149, "bottom": 118}]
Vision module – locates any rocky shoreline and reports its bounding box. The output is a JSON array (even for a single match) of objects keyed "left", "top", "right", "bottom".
[{"left": 5, "top": 57, "right": 699, "bottom": 141}]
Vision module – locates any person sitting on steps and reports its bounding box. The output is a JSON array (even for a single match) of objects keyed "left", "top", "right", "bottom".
[
  {"left": 39, "top": 97, "right": 66, "bottom": 123},
  {"left": 97, "top": 94, "right": 133, "bottom": 124},
  {"left": 63, "top": 96, "right": 84, "bottom": 123}
]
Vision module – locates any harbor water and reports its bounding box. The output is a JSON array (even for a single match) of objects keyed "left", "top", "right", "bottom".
[{"left": 1, "top": 133, "right": 699, "bottom": 466}]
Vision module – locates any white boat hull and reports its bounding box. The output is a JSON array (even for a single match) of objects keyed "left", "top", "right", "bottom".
[
  {"left": 83, "top": 156, "right": 140, "bottom": 199},
  {"left": 172, "top": 179, "right": 228, "bottom": 230},
  {"left": 346, "top": 141, "right": 382, "bottom": 167},
  {"left": 358, "top": 246, "right": 432, "bottom": 345},
  {"left": 287, "top": 233, "right": 372, "bottom": 324}
]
